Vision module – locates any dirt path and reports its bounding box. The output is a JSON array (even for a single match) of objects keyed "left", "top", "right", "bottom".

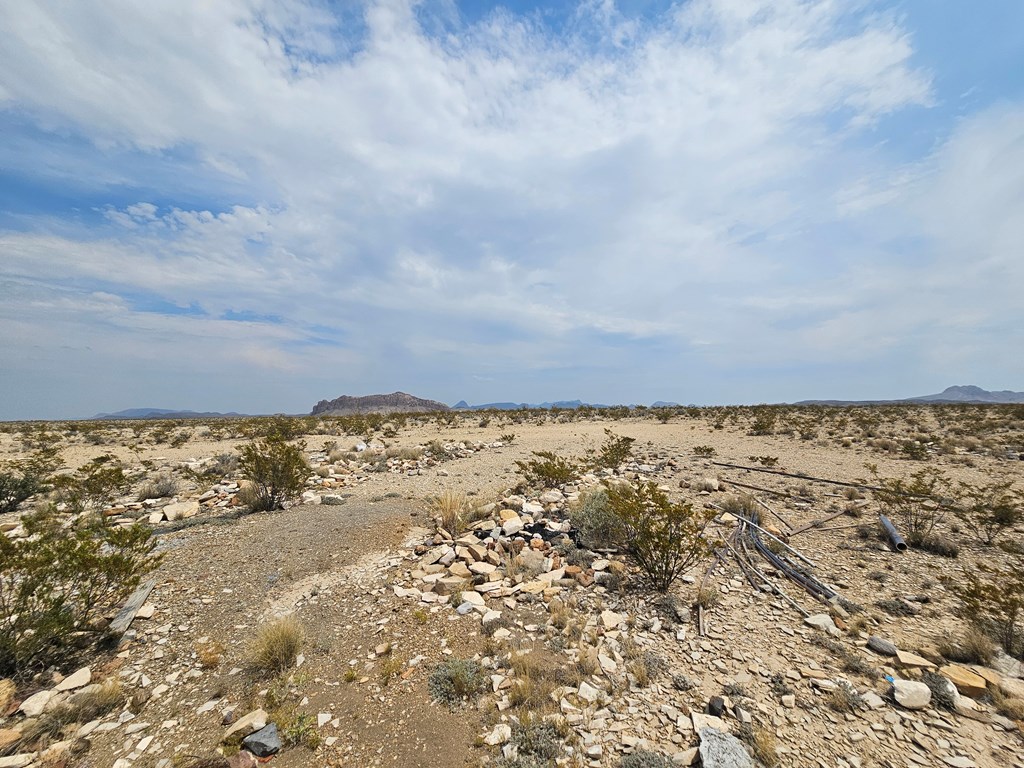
[{"left": 90, "top": 499, "right": 484, "bottom": 767}]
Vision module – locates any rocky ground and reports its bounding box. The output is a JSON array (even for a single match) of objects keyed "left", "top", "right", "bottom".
[{"left": 0, "top": 407, "right": 1022, "bottom": 768}]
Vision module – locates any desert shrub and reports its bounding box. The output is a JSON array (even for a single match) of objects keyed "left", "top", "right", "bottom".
[
  {"left": 748, "top": 408, "right": 777, "bottom": 436},
  {"left": 137, "top": 473, "right": 178, "bottom": 501},
  {"left": 620, "top": 750, "right": 671, "bottom": 768},
  {"left": 238, "top": 436, "right": 308, "bottom": 512},
  {"left": 499, "top": 433, "right": 516, "bottom": 444},
  {"left": 937, "top": 628, "right": 995, "bottom": 665},
  {"left": 827, "top": 680, "right": 863, "bottom": 712},
  {"left": 570, "top": 488, "right": 625, "bottom": 550},
  {"left": 692, "top": 445, "right": 716, "bottom": 458},
  {"left": 876, "top": 598, "right": 916, "bottom": 617},
  {"left": 427, "top": 658, "right": 486, "bottom": 708},
  {"left": 917, "top": 534, "right": 960, "bottom": 558},
  {"left": 605, "top": 481, "right": 715, "bottom": 592},
  {"left": 921, "top": 670, "right": 957, "bottom": 711},
  {"left": 991, "top": 686, "right": 1024, "bottom": 721},
  {"left": 593, "top": 429, "right": 635, "bottom": 470},
  {"left": 511, "top": 717, "right": 563, "bottom": 761},
  {"left": 21, "top": 678, "right": 124, "bottom": 744},
  {"left": 249, "top": 615, "right": 304, "bottom": 674},
  {"left": 515, "top": 451, "right": 579, "bottom": 489},
  {"left": 0, "top": 506, "right": 160, "bottom": 677},
  {"left": 53, "top": 454, "right": 130, "bottom": 516},
  {"left": 947, "top": 555, "right": 1024, "bottom": 657},
  {"left": 0, "top": 470, "right": 41, "bottom": 514},
  {"left": 954, "top": 479, "right": 1023, "bottom": 545},
  {"left": 871, "top": 467, "right": 951, "bottom": 546}
]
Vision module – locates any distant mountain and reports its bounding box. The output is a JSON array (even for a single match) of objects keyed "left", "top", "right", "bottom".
[
  {"left": 452, "top": 399, "right": 677, "bottom": 410},
  {"left": 91, "top": 408, "right": 247, "bottom": 420},
  {"left": 311, "top": 392, "right": 450, "bottom": 416},
  {"left": 796, "top": 385, "right": 1024, "bottom": 406},
  {"left": 651, "top": 401, "right": 680, "bottom": 408}
]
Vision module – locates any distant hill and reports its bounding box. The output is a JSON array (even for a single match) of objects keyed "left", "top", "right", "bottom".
[
  {"left": 311, "top": 392, "right": 450, "bottom": 416},
  {"left": 796, "top": 385, "right": 1024, "bottom": 406},
  {"left": 91, "top": 408, "right": 248, "bottom": 420}
]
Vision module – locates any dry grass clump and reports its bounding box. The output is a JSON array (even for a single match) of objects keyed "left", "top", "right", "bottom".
[
  {"left": 429, "top": 489, "right": 473, "bottom": 534},
  {"left": 991, "top": 687, "right": 1024, "bottom": 721},
  {"left": 196, "top": 640, "right": 226, "bottom": 669},
  {"left": 826, "top": 681, "right": 864, "bottom": 713},
  {"left": 937, "top": 627, "right": 996, "bottom": 665},
  {"left": 136, "top": 473, "right": 179, "bottom": 501},
  {"left": 737, "top": 722, "right": 780, "bottom": 768},
  {"left": 249, "top": 615, "right": 304, "bottom": 674}
]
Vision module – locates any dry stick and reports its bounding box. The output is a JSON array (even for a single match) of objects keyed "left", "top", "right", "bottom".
[
  {"left": 712, "top": 461, "right": 884, "bottom": 492},
  {"left": 790, "top": 509, "right": 850, "bottom": 536},
  {"left": 732, "top": 532, "right": 810, "bottom": 618},
  {"left": 750, "top": 494, "right": 795, "bottom": 532},
  {"left": 794, "top": 523, "right": 865, "bottom": 534},
  {"left": 719, "top": 478, "right": 794, "bottom": 498}
]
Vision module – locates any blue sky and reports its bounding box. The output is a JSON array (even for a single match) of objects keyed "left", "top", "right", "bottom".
[{"left": 2, "top": 0, "right": 1023, "bottom": 419}]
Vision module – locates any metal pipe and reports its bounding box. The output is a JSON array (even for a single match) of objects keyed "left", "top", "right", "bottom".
[{"left": 879, "top": 514, "right": 907, "bottom": 552}]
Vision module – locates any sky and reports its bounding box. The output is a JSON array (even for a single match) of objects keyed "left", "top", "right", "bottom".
[{"left": 1, "top": 0, "right": 1023, "bottom": 420}]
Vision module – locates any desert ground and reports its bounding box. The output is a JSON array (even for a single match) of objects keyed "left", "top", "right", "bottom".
[{"left": 1, "top": 404, "right": 1023, "bottom": 768}]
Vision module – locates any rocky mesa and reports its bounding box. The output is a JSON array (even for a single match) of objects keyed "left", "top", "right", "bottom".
[{"left": 310, "top": 391, "right": 450, "bottom": 416}]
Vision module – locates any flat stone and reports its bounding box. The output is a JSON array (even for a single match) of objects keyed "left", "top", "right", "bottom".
[
  {"left": 0, "top": 755, "right": 36, "bottom": 768},
  {"left": 55, "top": 667, "right": 92, "bottom": 691},
  {"left": 940, "top": 665, "right": 987, "bottom": 699},
  {"left": 601, "top": 610, "right": 624, "bottom": 629},
  {"left": 578, "top": 681, "right": 601, "bottom": 703},
  {"left": 891, "top": 679, "right": 931, "bottom": 710},
  {"left": 698, "top": 727, "right": 754, "bottom": 768},
  {"left": 162, "top": 500, "right": 199, "bottom": 521},
  {"left": 804, "top": 614, "right": 840, "bottom": 636},
  {"left": 468, "top": 561, "right": 497, "bottom": 576},
  {"left": 867, "top": 636, "right": 899, "bottom": 656},
  {"left": 0, "top": 730, "right": 21, "bottom": 752},
  {"left": 940, "top": 757, "right": 977, "bottom": 768},
  {"left": 484, "top": 723, "right": 511, "bottom": 745},
  {"left": 896, "top": 650, "right": 935, "bottom": 669},
  {"left": 19, "top": 690, "right": 53, "bottom": 717},
  {"left": 223, "top": 709, "right": 268, "bottom": 743},
  {"left": 997, "top": 676, "right": 1024, "bottom": 699}
]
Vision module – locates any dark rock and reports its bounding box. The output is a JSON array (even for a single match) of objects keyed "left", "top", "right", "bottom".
[
  {"left": 868, "top": 636, "right": 899, "bottom": 656},
  {"left": 707, "top": 696, "right": 726, "bottom": 717},
  {"left": 228, "top": 751, "right": 259, "bottom": 768},
  {"left": 242, "top": 723, "right": 282, "bottom": 757}
]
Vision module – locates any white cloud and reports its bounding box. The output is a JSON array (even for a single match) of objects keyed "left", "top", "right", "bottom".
[{"left": 2, "top": 0, "right": 1020, "bottom": 416}]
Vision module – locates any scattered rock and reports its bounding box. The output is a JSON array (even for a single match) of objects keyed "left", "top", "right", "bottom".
[
  {"left": 804, "top": 614, "right": 840, "bottom": 636},
  {"left": 940, "top": 665, "right": 987, "bottom": 699},
  {"left": 867, "top": 636, "right": 898, "bottom": 656},
  {"left": 698, "top": 727, "right": 754, "bottom": 768},
  {"left": 891, "top": 679, "right": 931, "bottom": 710},
  {"left": 241, "top": 723, "right": 282, "bottom": 758},
  {"left": 55, "top": 667, "right": 92, "bottom": 692},
  {"left": 223, "top": 708, "right": 268, "bottom": 743}
]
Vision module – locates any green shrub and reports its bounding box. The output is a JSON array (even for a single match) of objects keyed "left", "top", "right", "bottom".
[
  {"left": 0, "top": 470, "right": 40, "bottom": 514},
  {"left": 570, "top": 488, "right": 625, "bottom": 550},
  {"left": 954, "top": 479, "right": 1023, "bottom": 545},
  {"left": 427, "top": 658, "right": 486, "bottom": 708},
  {"left": 692, "top": 445, "right": 716, "bottom": 458},
  {"left": 593, "top": 429, "right": 635, "bottom": 470},
  {"left": 0, "top": 506, "right": 160, "bottom": 677},
  {"left": 53, "top": 454, "right": 130, "bottom": 517},
  {"left": 238, "top": 437, "right": 308, "bottom": 511},
  {"left": 871, "top": 467, "right": 951, "bottom": 546},
  {"left": 947, "top": 554, "right": 1024, "bottom": 658},
  {"left": 515, "top": 451, "right": 578, "bottom": 489},
  {"left": 604, "top": 481, "right": 716, "bottom": 592}
]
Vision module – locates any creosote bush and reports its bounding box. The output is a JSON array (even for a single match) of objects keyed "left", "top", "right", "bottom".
[
  {"left": 593, "top": 429, "right": 635, "bottom": 470},
  {"left": 871, "top": 467, "right": 951, "bottom": 547},
  {"left": 0, "top": 469, "right": 41, "bottom": 514},
  {"left": 0, "top": 506, "right": 160, "bottom": 677},
  {"left": 604, "top": 481, "right": 716, "bottom": 592},
  {"left": 248, "top": 615, "right": 304, "bottom": 674},
  {"left": 947, "top": 554, "right": 1024, "bottom": 658},
  {"left": 238, "top": 436, "right": 308, "bottom": 512},
  {"left": 954, "top": 479, "right": 1023, "bottom": 546},
  {"left": 515, "top": 451, "right": 578, "bottom": 489}
]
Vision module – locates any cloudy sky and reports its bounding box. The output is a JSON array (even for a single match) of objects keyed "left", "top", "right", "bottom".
[{"left": 1, "top": 0, "right": 1022, "bottom": 419}]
